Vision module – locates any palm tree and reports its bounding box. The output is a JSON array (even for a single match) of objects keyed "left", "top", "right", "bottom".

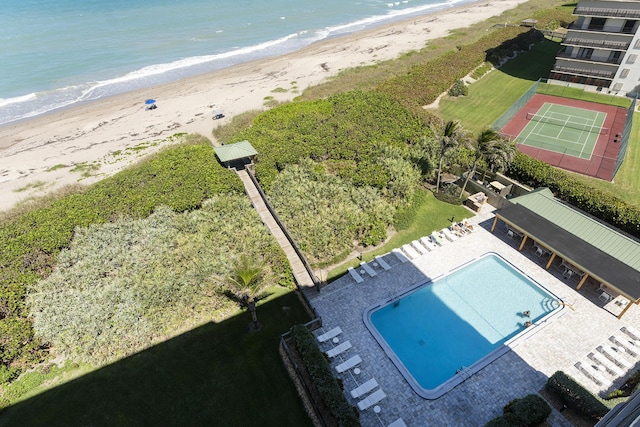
[
  {"left": 225, "top": 255, "right": 265, "bottom": 331},
  {"left": 459, "top": 129, "right": 515, "bottom": 197},
  {"left": 435, "top": 120, "right": 463, "bottom": 193}
]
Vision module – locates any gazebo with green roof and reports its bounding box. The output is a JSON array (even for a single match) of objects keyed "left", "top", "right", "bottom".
[
  {"left": 491, "top": 188, "right": 640, "bottom": 318},
  {"left": 213, "top": 140, "right": 258, "bottom": 169}
]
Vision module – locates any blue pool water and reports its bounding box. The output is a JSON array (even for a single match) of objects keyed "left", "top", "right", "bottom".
[{"left": 367, "top": 253, "right": 562, "bottom": 398}]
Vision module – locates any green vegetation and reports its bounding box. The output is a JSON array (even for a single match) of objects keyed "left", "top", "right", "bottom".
[
  {"left": 448, "top": 80, "right": 468, "bottom": 97},
  {"left": 0, "top": 137, "right": 245, "bottom": 373},
  {"left": 13, "top": 181, "right": 48, "bottom": 193},
  {"left": 485, "top": 394, "right": 552, "bottom": 426},
  {"left": 545, "top": 371, "right": 610, "bottom": 420},
  {"left": 379, "top": 28, "right": 542, "bottom": 110},
  {"left": 438, "top": 39, "right": 561, "bottom": 134},
  {"left": 46, "top": 164, "right": 67, "bottom": 172},
  {"left": 290, "top": 324, "right": 360, "bottom": 426},
  {"left": 269, "top": 160, "right": 396, "bottom": 266},
  {"left": 28, "top": 196, "right": 291, "bottom": 364},
  {"left": 0, "top": 289, "right": 313, "bottom": 426}
]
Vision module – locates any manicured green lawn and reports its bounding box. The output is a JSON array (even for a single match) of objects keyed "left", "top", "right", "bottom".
[
  {"left": 438, "top": 39, "right": 561, "bottom": 134},
  {"left": 326, "top": 189, "right": 469, "bottom": 280},
  {"left": 0, "top": 288, "right": 313, "bottom": 427}
]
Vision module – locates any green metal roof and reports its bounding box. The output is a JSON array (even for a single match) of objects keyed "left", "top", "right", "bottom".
[
  {"left": 510, "top": 188, "right": 640, "bottom": 272},
  {"left": 214, "top": 140, "right": 257, "bottom": 163}
]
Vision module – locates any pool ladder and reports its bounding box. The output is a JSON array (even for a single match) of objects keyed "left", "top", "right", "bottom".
[{"left": 456, "top": 366, "right": 473, "bottom": 380}]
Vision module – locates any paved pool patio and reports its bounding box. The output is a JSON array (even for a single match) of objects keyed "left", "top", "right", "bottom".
[{"left": 306, "top": 207, "right": 640, "bottom": 427}]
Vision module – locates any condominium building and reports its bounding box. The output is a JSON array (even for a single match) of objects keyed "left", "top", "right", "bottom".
[{"left": 549, "top": 0, "right": 640, "bottom": 96}]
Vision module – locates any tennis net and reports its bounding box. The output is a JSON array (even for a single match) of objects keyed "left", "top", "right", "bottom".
[{"left": 526, "top": 112, "right": 609, "bottom": 135}]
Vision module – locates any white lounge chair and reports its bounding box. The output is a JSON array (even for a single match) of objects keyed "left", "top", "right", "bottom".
[
  {"left": 441, "top": 227, "right": 458, "bottom": 241},
  {"left": 419, "top": 236, "right": 437, "bottom": 251},
  {"left": 348, "top": 267, "right": 364, "bottom": 284},
  {"left": 622, "top": 326, "right": 640, "bottom": 341},
  {"left": 336, "top": 355, "right": 362, "bottom": 373},
  {"left": 588, "top": 351, "right": 624, "bottom": 376},
  {"left": 350, "top": 378, "right": 378, "bottom": 398},
  {"left": 410, "top": 240, "right": 429, "bottom": 255},
  {"left": 388, "top": 419, "right": 407, "bottom": 427},
  {"left": 326, "top": 341, "right": 352, "bottom": 358},
  {"left": 360, "top": 261, "right": 377, "bottom": 277},
  {"left": 597, "top": 345, "right": 633, "bottom": 369},
  {"left": 575, "top": 361, "right": 611, "bottom": 386},
  {"left": 374, "top": 255, "right": 391, "bottom": 271},
  {"left": 460, "top": 219, "right": 475, "bottom": 233},
  {"left": 392, "top": 248, "right": 408, "bottom": 263},
  {"left": 611, "top": 334, "right": 639, "bottom": 357},
  {"left": 317, "top": 326, "right": 342, "bottom": 343},
  {"left": 401, "top": 244, "right": 419, "bottom": 259},
  {"left": 357, "top": 388, "right": 386, "bottom": 410}
]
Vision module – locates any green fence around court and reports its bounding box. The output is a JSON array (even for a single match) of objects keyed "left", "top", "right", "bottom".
[
  {"left": 613, "top": 96, "right": 636, "bottom": 178},
  {"left": 491, "top": 79, "right": 540, "bottom": 131}
]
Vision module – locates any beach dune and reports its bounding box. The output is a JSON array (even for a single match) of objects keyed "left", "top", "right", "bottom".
[{"left": 0, "top": 0, "right": 529, "bottom": 212}]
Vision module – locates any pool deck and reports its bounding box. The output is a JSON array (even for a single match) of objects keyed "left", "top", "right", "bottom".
[{"left": 306, "top": 205, "right": 640, "bottom": 427}]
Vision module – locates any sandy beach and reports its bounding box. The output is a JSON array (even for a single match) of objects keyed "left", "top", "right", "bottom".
[{"left": 0, "top": 0, "right": 529, "bottom": 212}]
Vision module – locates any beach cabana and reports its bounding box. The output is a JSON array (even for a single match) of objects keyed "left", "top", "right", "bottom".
[
  {"left": 213, "top": 140, "right": 257, "bottom": 169},
  {"left": 491, "top": 188, "right": 640, "bottom": 318}
]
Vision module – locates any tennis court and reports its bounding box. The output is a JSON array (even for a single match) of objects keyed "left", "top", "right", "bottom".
[{"left": 515, "top": 103, "right": 607, "bottom": 160}]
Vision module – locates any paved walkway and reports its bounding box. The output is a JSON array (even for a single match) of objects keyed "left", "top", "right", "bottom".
[
  {"left": 236, "top": 168, "right": 316, "bottom": 290},
  {"left": 309, "top": 205, "right": 640, "bottom": 427}
]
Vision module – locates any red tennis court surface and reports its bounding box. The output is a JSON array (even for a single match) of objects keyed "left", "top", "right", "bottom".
[{"left": 501, "top": 94, "right": 627, "bottom": 181}]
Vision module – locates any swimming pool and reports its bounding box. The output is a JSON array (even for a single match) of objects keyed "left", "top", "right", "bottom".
[{"left": 365, "top": 253, "right": 563, "bottom": 399}]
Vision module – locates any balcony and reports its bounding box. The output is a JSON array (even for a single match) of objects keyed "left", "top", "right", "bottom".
[
  {"left": 574, "top": 7, "right": 640, "bottom": 20},
  {"left": 567, "top": 23, "right": 637, "bottom": 34},
  {"left": 555, "top": 50, "right": 623, "bottom": 65},
  {"left": 562, "top": 37, "right": 630, "bottom": 50},
  {"left": 551, "top": 65, "right": 616, "bottom": 79}
]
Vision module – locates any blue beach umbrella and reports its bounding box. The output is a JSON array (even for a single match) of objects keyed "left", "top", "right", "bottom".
[{"left": 145, "top": 99, "right": 156, "bottom": 105}]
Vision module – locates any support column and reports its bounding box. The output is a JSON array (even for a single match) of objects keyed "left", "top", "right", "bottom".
[
  {"left": 491, "top": 217, "right": 498, "bottom": 232},
  {"left": 576, "top": 274, "right": 589, "bottom": 290},
  {"left": 546, "top": 253, "right": 556, "bottom": 270},
  {"left": 519, "top": 235, "right": 528, "bottom": 251}
]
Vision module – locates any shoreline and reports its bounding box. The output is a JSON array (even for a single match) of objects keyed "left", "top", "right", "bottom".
[{"left": 0, "top": 0, "right": 530, "bottom": 212}]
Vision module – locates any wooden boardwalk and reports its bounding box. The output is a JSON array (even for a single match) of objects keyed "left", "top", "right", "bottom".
[{"left": 236, "top": 169, "right": 316, "bottom": 290}]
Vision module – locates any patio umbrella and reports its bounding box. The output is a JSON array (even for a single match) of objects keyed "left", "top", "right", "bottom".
[{"left": 145, "top": 99, "right": 156, "bottom": 105}]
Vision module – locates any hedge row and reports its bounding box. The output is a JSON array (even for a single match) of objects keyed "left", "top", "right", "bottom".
[
  {"left": 378, "top": 27, "right": 543, "bottom": 108},
  {"left": 290, "top": 325, "right": 360, "bottom": 427},
  {"left": 545, "top": 371, "right": 609, "bottom": 419},
  {"left": 485, "top": 394, "right": 551, "bottom": 427},
  {"left": 508, "top": 152, "right": 640, "bottom": 238}
]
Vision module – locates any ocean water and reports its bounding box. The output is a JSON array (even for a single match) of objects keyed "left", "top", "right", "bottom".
[{"left": 0, "top": 0, "right": 477, "bottom": 126}]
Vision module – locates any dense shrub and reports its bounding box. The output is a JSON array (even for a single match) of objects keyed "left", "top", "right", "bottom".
[
  {"left": 234, "top": 90, "right": 431, "bottom": 192},
  {"left": 0, "top": 139, "right": 250, "bottom": 369},
  {"left": 485, "top": 394, "right": 551, "bottom": 426},
  {"left": 290, "top": 324, "right": 360, "bottom": 427},
  {"left": 503, "top": 394, "right": 551, "bottom": 426},
  {"left": 545, "top": 371, "right": 609, "bottom": 419},
  {"left": 268, "top": 160, "right": 395, "bottom": 265},
  {"left": 448, "top": 80, "right": 468, "bottom": 97},
  {"left": 27, "top": 196, "right": 291, "bottom": 364},
  {"left": 507, "top": 153, "right": 640, "bottom": 238},
  {"left": 378, "top": 27, "right": 538, "bottom": 108}
]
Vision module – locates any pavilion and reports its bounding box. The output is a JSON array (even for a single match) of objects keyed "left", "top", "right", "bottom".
[
  {"left": 213, "top": 140, "right": 258, "bottom": 169},
  {"left": 491, "top": 188, "right": 640, "bottom": 318}
]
